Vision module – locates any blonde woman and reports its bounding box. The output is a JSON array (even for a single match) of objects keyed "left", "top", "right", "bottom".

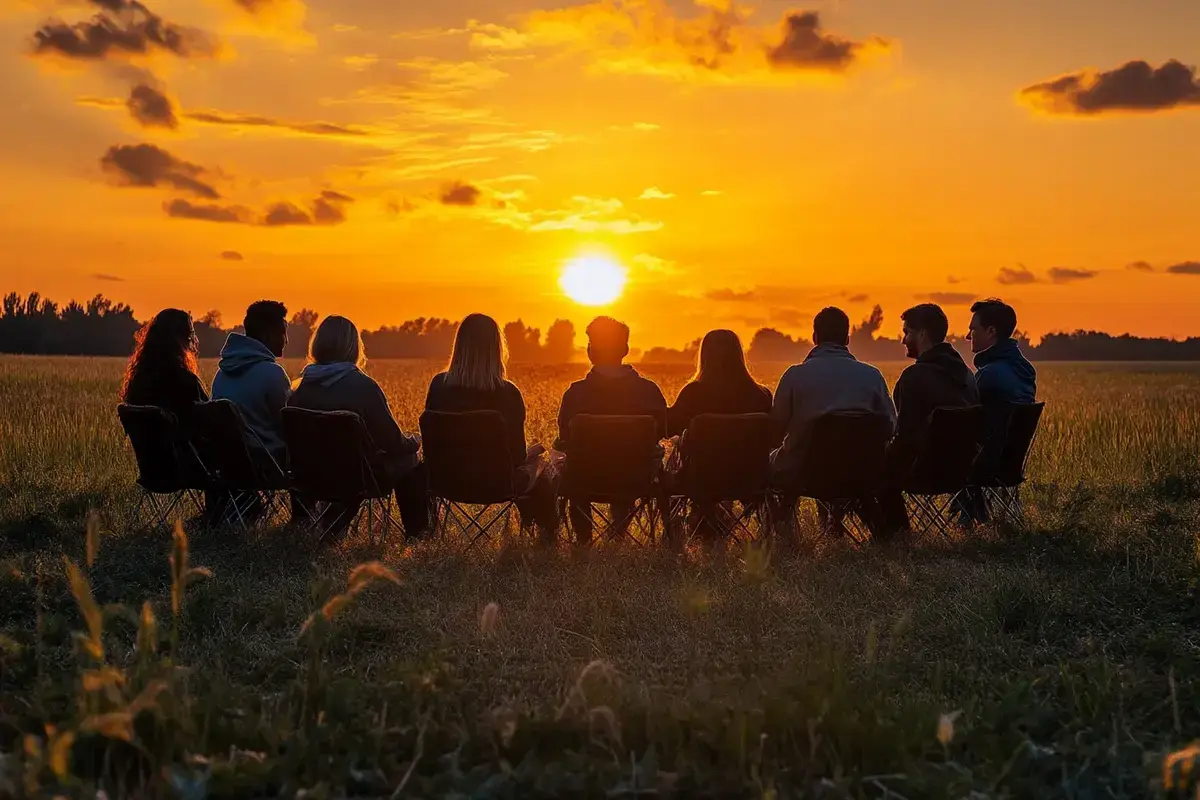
[
  {"left": 288, "top": 315, "right": 429, "bottom": 538},
  {"left": 424, "top": 313, "right": 559, "bottom": 535}
]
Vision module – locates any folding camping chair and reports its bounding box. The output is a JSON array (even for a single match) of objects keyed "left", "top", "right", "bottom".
[
  {"left": 669, "top": 413, "right": 774, "bottom": 544},
  {"left": 188, "top": 400, "right": 289, "bottom": 530},
  {"left": 420, "top": 410, "right": 533, "bottom": 546},
  {"left": 777, "top": 411, "right": 893, "bottom": 544},
  {"left": 559, "top": 414, "right": 664, "bottom": 545},
  {"left": 281, "top": 407, "right": 397, "bottom": 546},
  {"left": 972, "top": 402, "right": 1045, "bottom": 528},
  {"left": 902, "top": 405, "right": 985, "bottom": 538},
  {"left": 117, "top": 404, "right": 210, "bottom": 530}
]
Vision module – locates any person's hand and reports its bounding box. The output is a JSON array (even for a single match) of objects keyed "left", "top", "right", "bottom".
[{"left": 527, "top": 443, "right": 547, "bottom": 458}]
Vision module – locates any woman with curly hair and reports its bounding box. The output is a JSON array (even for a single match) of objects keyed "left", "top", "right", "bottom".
[{"left": 120, "top": 308, "right": 208, "bottom": 413}]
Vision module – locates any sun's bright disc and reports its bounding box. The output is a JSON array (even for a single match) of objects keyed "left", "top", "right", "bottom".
[{"left": 559, "top": 255, "right": 627, "bottom": 306}]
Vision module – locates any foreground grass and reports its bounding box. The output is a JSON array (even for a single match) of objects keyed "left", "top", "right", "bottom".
[{"left": 3, "top": 476, "right": 1200, "bottom": 797}]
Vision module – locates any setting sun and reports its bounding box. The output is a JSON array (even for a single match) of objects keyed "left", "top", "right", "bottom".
[{"left": 559, "top": 256, "right": 627, "bottom": 306}]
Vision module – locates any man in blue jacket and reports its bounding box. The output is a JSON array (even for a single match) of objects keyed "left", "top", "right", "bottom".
[
  {"left": 965, "top": 298, "right": 1037, "bottom": 522},
  {"left": 212, "top": 300, "right": 291, "bottom": 466}
]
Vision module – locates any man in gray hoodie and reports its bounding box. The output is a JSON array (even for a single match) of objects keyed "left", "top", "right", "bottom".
[
  {"left": 770, "top": 307, "right": 896, "bottom": 475},
  {"left": 212, "top": 300, "right": 291, "bottom": 465}
]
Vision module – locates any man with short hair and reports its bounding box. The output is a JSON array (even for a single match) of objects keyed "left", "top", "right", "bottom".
[
  {"left": 876, "top": 303, "right": 980, "bottom": 536},
  {"left": 556, "top": 316, "right": 667, "bottom": 543},
  {"left": 212, "top": 300, "right": 291, "bottom": 465},
  {"left": 770, "top": 306, "right": 895, "bottom": 474}
]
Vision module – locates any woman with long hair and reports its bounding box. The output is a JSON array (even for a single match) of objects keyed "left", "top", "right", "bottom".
[
  {"left": 424, "top": 313, "right": 559, "bottom": 536},
  {"left": 288, "top": 315, "right": 429, "bottom": 539},
  {"left": 120, "top": 308, "right": 208, "bottom": 413},
  {"left": 667, "top": 329, "right": 771, "bottom": 437}
]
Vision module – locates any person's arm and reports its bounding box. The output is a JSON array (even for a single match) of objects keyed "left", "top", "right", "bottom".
[
  {"left": 650, "top": 383, "right": 669, "bottom": 441},
  {"left": 973, "top": 363, "right": 998, "bottom": 406},
  {"left": 666, "top": 383, "right": 694, "bottom": 438},
  {"left": 266, "top": 364, "right": 290, "bottom": 433},
  {"left": 769, "top": 370, "right": 793, "bottom": 445},
  {"left": 193, "top": 373, "right": 210, "bottom": 403},
  {"left": 555, "top": 385, "right": 575, "bottom": 451},
  {"left": 366, "top": 382, "right": 419, "bottom": 456},
  {"left": 506, "top": 383, "right": 529, "bottom": 464},
  {"left": 875, "top": 372, "right": 897, "bottom": 437}
]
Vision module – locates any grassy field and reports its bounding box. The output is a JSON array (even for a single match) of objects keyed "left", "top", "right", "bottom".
[{"left": 3, "top": 355, "right": 1200, "bottom": 797}]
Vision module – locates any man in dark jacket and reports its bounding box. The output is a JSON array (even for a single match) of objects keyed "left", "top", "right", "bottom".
[
  {"left": 875, "top": 303, "right": 980, "bottom": 537},
  {"left": 212, "top": 300, "right": 291, "bottom": 465},
  {"left": 556, "top": 316, "right": 667, "bottom": 543}
]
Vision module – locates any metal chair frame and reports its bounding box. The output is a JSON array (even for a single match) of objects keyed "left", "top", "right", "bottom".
[
  {"left": 977, "top": 402, "right": 1046, "bottom": 529},
  {"left": 118, "top": 404, "right": 211, "bottom": 531},
  {"left": 901, "top": 406, "right": 986, "bottom": 539}
]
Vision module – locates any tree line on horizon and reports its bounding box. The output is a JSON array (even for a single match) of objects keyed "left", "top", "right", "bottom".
[{"left": 2, "top": 290, "right": 1200, "bottom": 363}]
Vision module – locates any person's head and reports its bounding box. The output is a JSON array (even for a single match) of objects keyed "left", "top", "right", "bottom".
[
  {"left": 308, "top": 315, "right": 365, "bottom": 367},
  {"left": 899, "top": 303, "right": 949, "bottom": 359},
  {"left": 446, "top": 313, "right": 507, "bottom": 390},
  {"left": 121, "top": 308, "right": 198, "bottom": 400},
  {"left": 585, "top": 316, "right": 630, "bottom": 366},
  {"left": 967, "top": 298, "right": 1017, "bottom": 354},
  {"left": 694, "top": 329, "right": 755, "bottom": 384},
  {"left": 812, "top": 307, "right": 851, "bottom": 347},
  {"left": 244, "top": 300, "right": 289, "bottom": 358}
]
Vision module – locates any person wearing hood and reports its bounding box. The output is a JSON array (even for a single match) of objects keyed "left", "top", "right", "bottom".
[
  {"left": 556, "top": 316, "right": 667, "bottom": 543},
  {"left": 211, "top": 300, "right": 291, "bottom": 465},
  {"left": 876, "top": 303, "right": 981, "bottom": 537},
  {"left": 769, "top": 307, "right": 896, "bottom": 475},
  {"left": 288, "top": 315, "right": 429, "bottom": 539}
]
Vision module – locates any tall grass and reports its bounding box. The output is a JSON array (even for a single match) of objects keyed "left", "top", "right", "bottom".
[{"left": 2, "top": 356, "right": 1200, "bottom": 796}]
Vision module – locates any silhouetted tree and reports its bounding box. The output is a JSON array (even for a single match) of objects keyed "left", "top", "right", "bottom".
[
  {"left": 286, "top": 309, "right": 319, "bottom": 358},
  {"left": 543, "top": 319, "right": 576, "bottom": 363}
]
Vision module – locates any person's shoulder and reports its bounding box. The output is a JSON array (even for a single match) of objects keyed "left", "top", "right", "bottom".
[
  {"left": 501, "top": 379, "right": 524, "bottom": 399},
  {"left": 428, "top": 371, "right": 449, "bottom": 390}
]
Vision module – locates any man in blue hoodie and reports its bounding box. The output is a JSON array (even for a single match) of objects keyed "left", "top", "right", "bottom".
[
  {"left": 964, "top": 298, "right": 1037, "bottom": 521},
  {"left": 212, "top": 300, "right": 291, "bottom": 466},
  {"left": 556, "top": 316, "right": 667, "bottom": 543}
]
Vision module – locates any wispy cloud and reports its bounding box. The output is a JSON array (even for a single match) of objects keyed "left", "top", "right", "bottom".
[
  {"left": 921, "top": 292, "right": 975, "bottom": 305},
  {"left": 639, "top": 186, "right": 674, "bottom": 200},
  {"left": 101, "top": 143, "right": 221, "bottom": 199},
  {"left": 1021, "top": 60, "right": 1200, "bottom": 116},
  {"left": 32, "top": 0, "right": 221, "bottom": 61},
  {"left": 1048, "top": 267, "right": 1098, "bottom": 283},
  {"left": 997, "top": 264, "right": 1038, "bottom": 285}
]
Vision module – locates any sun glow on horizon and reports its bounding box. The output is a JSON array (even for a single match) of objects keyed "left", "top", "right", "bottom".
[{"left": 559, "top": 255, "right": 627, "bottom": 306}]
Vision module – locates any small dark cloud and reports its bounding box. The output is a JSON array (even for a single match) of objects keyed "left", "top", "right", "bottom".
[
  {"left": 219, "top": 250, "right": 243, "bottom": 261},
  {"left": 921, "top": 292, "right": 975, "bottom": 305},
  {"left": 704, "top": 288, "right": 758, "bottom": 302},
  {"left": 947, "top": 275, "right": 964, "bottom": 284},
  {"left": 440, "top": 181, "right": 482, "bottom": 206},
  {"left": 164, "top": 198, "right": 248, "bottom": 223},
  {"left": 1167, "top": 261, "right": 1200, "bottom": 275},
  {"left": 185, "top": 110, "right": 371, "bottom": 138},
  {"left": 766, "top": 12, "right": 886, "bottom": 73},
  {"left": 1127, "top": 261, "right": 1154, "bottom": 272},
  {"left": 91, "top": 272, "right": 124, "bottom": 282},
  {"left": 845, "top": 293, "right": 869, "bottom": 303},
  {"left": 262, "top": 191, "right": 353, "bottom": 226},
  {"left": 1048, "top": 267, "right": 1098, "bottom": 284},
  {"left": 127, "top": 83, "right": 177, "bottom": 129},
  {"left": 1022, "top": 59, "right": 1200, "bottom": 115},
  {"left": 101, "top": 143, "right": 219, "bottom": 198},
  {"left": 997, "top": 265, "right": 1038, "bottom": 285},
  {"left": 33, "top": 0, "right": 219, "bottom": 61},
  {"left": 261, "top": 202, "right": 312, "bottom": 226}
]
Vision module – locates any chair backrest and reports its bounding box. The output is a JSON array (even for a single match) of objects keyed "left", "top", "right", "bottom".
[
  {"left": 983, "top": 402, "right": 1045, "bottom": 487},
  {"left": 189, "top": 400, "right": 286, "bottom": 490},
  {"left": 788, "top": 412, "right": 893, "bottom": 500},
  {"left": 117, "top": 404, "right": 209, "bottom": 493},
  {"left": 281, "top": 407, "right": 389, "bottom": 502},
  {"left": 562, "top": 414, "right": 661, "bottom": 499},
  {"left": 420, "top": 410, "right": 516, "bottom": 503},
  {"left": 906, "top": 405, "right": 986, "bottom": 495},
  {"left": 679, "top": 413, "right": 774, "bottom": 501}
]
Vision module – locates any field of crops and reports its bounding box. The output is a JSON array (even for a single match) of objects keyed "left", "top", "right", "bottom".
[{"left": 3, "top": 355, "right": 1200, "bottom": 797}]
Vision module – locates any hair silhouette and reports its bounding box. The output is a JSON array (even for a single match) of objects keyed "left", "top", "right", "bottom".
[
  {"left": 694, "top": 329, "right": 757, "bottom": 385},
  {"left": 244, "top": 300, "right": 288, "bottom": 341},
  {"left": 970, "top": 298, "right": 1018, "bottom": 340},
  {"left": 120, "top": 308, "right": 196, "bottom": 401},
  {"left": 901, "top": 303, "right": 950, "bottom": 344},
  {"left": 309, "top": 315, "right": 365, "bottom": 367},
  {"left": 813, "top": 307, "right": 851, "bottom": 346},
  {"left": 446, "top": 312, "right": 507, "bottom": 390}
]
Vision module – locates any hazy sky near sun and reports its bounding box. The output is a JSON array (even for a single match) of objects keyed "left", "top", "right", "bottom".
[{"left": 2, "top": 0, "right": 1200, "bottom": 346}]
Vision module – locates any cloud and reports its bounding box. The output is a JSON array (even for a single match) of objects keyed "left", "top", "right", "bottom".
[
  {"left": 164, "top": 198, "right": 248, "bottom": 223},
  {"left": 997, "top": 264, "right": 1038, "bottom": 285},
  {"left": 1048, "top": 267, "right": 1098, "bottom": 284},
  {"left": 439, "top": 180, "right": 482, "bottom": 206},
  {"left": 32, "top": 0, "right": 220, "bottom": 61},
  {"left": 183, "top": 110, "right": 372, "bottom": 138},
  {"left": 498, "top": 0, "right": 890, "bottom": 83},
  {"left": 766, "top": 11, "right": 888, "bottom": 73},
  {"left": 1021, "top": 60, "right": 1200, "bottom": 116},
  {"left": 219, "top": 250, "right": 243, "bottom": 261},
  {"left": 126, "top": 83, "right": 177, "bottom": 128},
  {"left": 705, "top": 288, "right": 758, "bottom": 302},
  {"left": 632, "top": 253, "right": 677, "bottom": 273},
  {"left": 101, "top": 143, "right": 220, "bottom": 198},
  {"left": 700, "top": 189, "right": 723, "bottom": 196},
  {"left": 921, "top": 292, "right": 975, "bottom": 305},
  {"left": 947, "top": 275, "right": 964, "bottom": 284},
  {"left": 524, "top": 196, "right": 662, "bottom": 234},
  {"left": 91, "top": 272, "right": 124, "bottom": 281},
  {"left": 639, "top": 186, "right": 675, "bottom": 200},
  {"left": 1166, "top": 261, "right": 1200, "bottom": 275},
  {"left": 1127, "top": 261, "right": 1154, "bottom": 272},
  {"left": 165, "top": 191, "right": 352, "bottom": 226},
  {"left": 844, "top": 293, "right": 869, "bottom": 303}
]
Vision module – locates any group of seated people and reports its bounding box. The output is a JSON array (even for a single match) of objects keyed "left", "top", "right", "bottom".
[{"left": 119, "top": 296, "right": 1037, "bottom": 544}]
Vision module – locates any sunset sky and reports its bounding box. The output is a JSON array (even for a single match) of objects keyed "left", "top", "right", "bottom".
[{"left": 2, "top": 0, "right": 1199, "bottom": 347}]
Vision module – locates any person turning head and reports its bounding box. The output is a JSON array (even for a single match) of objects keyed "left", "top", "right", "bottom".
[{"left": 212, "top": 300, "right": 291, "bottom": 464}]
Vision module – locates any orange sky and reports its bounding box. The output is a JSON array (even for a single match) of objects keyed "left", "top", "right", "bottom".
[{"left": 2, "top": 0, "right": 1199, "bottom": 347}]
